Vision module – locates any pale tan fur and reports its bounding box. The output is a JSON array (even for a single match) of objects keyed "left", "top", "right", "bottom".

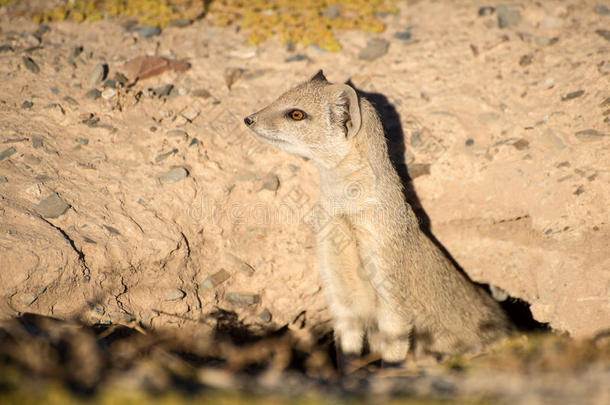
[{"left": 244, "top": 71, "right": 513, "bottom": 363}]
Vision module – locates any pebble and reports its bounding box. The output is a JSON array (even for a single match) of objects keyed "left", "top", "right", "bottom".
[
  {"left": 114, "top": 72, "right": 129, "bottom": 87},
  {"left": 600, "top": 97, "right": 610, "bottom": 108},
  {"left": 224, "top": 292, "right": 260, "bottom": 307},
  {"left": 465, "top": 138, "right": 474, "bottom": 146},
  {"left": 32, "top": 137, "right": 43, "bottom": 148},
  {"left": 519, "top": 54, "right": 533, "bottom": 66},
  {"left": 410, "top": 132, "right": 422, "bottom": 147},
  {"left": 574, "top": 129, "right": 606, "bottom": 141},
  {"left": 359, "top": 38, "right": 390, "bottom": 61},
  {"left": 88, "top": 63, "right": 108, "bottom": 87},
  {"left": 409, "top": 163, "right": 431, "bottom": 179},
  {"left": 599, "top": 61, "right": 610, "bottom": 74},
  {"left": 35, "top": 192, "right": 70, "bottom": 218},
  {"left": 259, "top": 173, "right": 280, "bottom": 192},
  {"left": 101, "top": 88, "right": 116, "bottom": 100},
  {"left": 496, "top": 5, "right": 522, "bottom": 28},
  {"left": 540, "top": 129, "right": 565, "bottom": 150},
  {"left": 22, "top": 56, "right": 40, "bottom": 73},
  {"left": 103, "top": 79, "right": 117, "bottom": 89},
  {"left": 257, "top": 309, "right": 272, "bottom": 323},
  {"left": 168, "top": 18, "right": 193, "bottom": 28},
  {"left": 191, "top": 88, "right": 211, "bottom": 98},
  {"left": 595, "top": 29, "right": 610, "bottom": 41},
  {"left": 189, "top": 138, "right": 199, "bottom": 147},
  {"left": 76, "top": 138, "right": 89, "bottom": 145},
  {"left": 200, "top": 269, "right": 231, "bottom": 290},
  {"left": 158, "top": 167, "right": 188, "bottom": 184},
  {"left": 69, "top": 45, "right": 83, "bottom": 60},
  {"left": 164, "top": 288, "right": 186, "bottom": 301},
  {"left": 50, "top": 87, "right": 59, "bottom": 94},
  {"left": 225, "top": 252, "right": 255, "bottom": 276},
  {"left": 478, "top": 6, "right": 495, "bottom": 16},
  {"left": 0, "top": 176, "right": 7, "bottom": 183},
  {"left": 155, "top": 148, "right": 178, "bottom": 163},
  {"left": 0, "top": 147, "right": 16, "bottom": 161},
  {"left": 63, "top": 96, "right": 78, "bottom": 106},
  {"left": 512, "top": 139, "right": 530, "bottom": 151},
  {"left": 167, "top": 129, "right": 188, "bottom": 139},
  {"left": 129, "top": 25, "right": 162, "bottom": 37},
  {"left": 393, "top": 31, "right": 412, "bottom": 41},
  {"left": 534, "top": 36, "right": 558, "bottom": 46},
  {"left": 104, "top": 225, "right": 121, "bottom": 235},
  {"left": 21, "top": 100, "right": 33, "bottom": 109},
  {"left": 595, "top": 5, "right": 610, "bottom": 15},
  {"left": 153, "top": 84, "right": 174, "bottom": 97},
  {"left": 285, "top": 54, "right": 309, "bottom": 63},
  {"left": 561, "top": 90, "right": 584, "bottom": 101},
  {"left": 85, "top": 89, "right": 101, "bottom": 100},
  {"left": 573, "top": 185, "right": 584, "bottom": 196},
  {"left": 181, "top": 107, "right": 200, "bottom": 122}
]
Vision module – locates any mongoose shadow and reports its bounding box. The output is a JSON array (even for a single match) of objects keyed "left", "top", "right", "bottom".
[{"left": 347, "top": 81, "right": 546, "bottom": 332}]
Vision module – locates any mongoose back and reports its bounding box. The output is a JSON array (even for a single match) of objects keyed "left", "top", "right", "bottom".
[{"left": 244, "top": 71, "right": 513, "bottom": 364}]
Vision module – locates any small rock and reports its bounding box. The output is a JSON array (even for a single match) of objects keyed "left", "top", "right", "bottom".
[
  {"left": 393, "top": 31, "right": 412, "bottom": 41},
  {"left": 225, "top": 292, "right": 260, "bottom": 307},
  {"left": 20, "top": 293, "right": 38, "bottom": 306},
  {"left": 35, "top": 192, "right": 70, "bottom": 218},
  {"left": 200, "top": 269, "right": 231, "bottom": 290},
  {"left": 189, "top": 138, "right": 199, "bottom": 147},
  {"left": 496, "top": 5, "right": 522, "bottom": 28},
  {"left": 103, "top": 79, "right": 117, "bottom": 89},
  {"left": 50, "top": 87, "right": 59, "bottom": 94},
  {"left": 113, "top": 72, "right": 129, "bottom": 87},
  {"left": 556, "top": 161, "right": 570, "bottom": 168},
  {"left": 164, "top": 288, "right": 186, "bottom": 301},
  {"left": 599, "top": 61, "right": 610, "bottom": 74},
  {"left": 410, "top": 132, "right": 421, "bottom": 147},
  {"left": 168, "top": 18, "right": 193, "bottom": 28},
  {"left": 69, "top": 45, "right": 83, "bottom": 59},
  {"left": 534, "top": 36, "right": 558, "bottom": 46},
  {"left": 88, "top": 63, "right": 108, "bottom": 87},
  {"left": 595, "top": 29, "right": 610, "bottom": 41},
  {"left": 153, "top": 84, "right": 174, "bottom": 97},
  {"left": 573, "top": 185, "right": 584, "bottom": 196},
  {"left": 478, "top": 6, "right": 495, "bottom": 16},
  {"left": 101, "top": 88, "right": 116, "bottom": 100},
  {"left": 76, "top": 138, "right": 89, "bottom": 145},
  {"left": 63, "top": 96, "right": 78, "bottom": 105},
  {"left": 21, "top": 100, "right": 33, "bottom": 109},
  {"left": 167, "top": 129, "right": 188, "bottom": 139},
  {"left": 0, "top": 147, "right": 17, "bottom": 161},
  {"left": 323, "top": 3, "right": 340, "bottom": 20},
  {"left": 519, "top": 54, "right": 533, "bottom": 66},
  {"left": 260, "top": 173, "right": 280, "bottom": 192},
  {"left": 600, "top": 97, "right": 610, "bottom": 108},
  {"left": 512, "top": 138, "right": 530, "bottom": 150},
  {"left": 408, "top": 163, "right": 431, "bottom": 179},
  {"left": 31, "top": 137, "right": 43, "bottom": 148},
  {"left": 574, "top": 129, "right": 606, "bottom": 141},
  {"left": 595, "top": 5, "right": 610, "bottom": 15},
  {"left": 181, "top": 106, "right": 200, "bottom": 122},
  {"left": 104, "top": 225, "right": 121, "bottom": 235},
  {"left": 225, "top": 252, "right": 255, "bottom": 276},
  {"left": 257, "top": 309, "right": 272, "bottom": 323},
  {"left": 465, "top": 138, "right": 474, "bottom": 146},
  {"left": 359, "top": 38, "right": 390, "bottom": 61},
  {"left": 22, "top": 56, "right": 40, "bottom": 73},
  {"left": 158, "top": 167, "right": 189, "bottom": 184},
  {"left": 128, "top": 25, "right": 162, "bottom": 37},
  {"left": 561, "top": 90, "right": 584, "bottom": 101},
  {"left": 285, "top": 54, "right": 309, "bottom": 63},
  {"left": 191, "top": 88, "right": 211, "bottom": 98},
  {"left": 0, "top": 176, "right": 7, "bottom": 183},
  {"left": 85, "top": 89, "right": 101, "bottom": 100},
  {"left": 155, "top": 148, "right": 178, "bottom": 163}
]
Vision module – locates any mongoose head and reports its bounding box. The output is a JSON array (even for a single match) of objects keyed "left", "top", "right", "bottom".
[{"left": 244, "top": 70, "right": 362, "bottom": 166}]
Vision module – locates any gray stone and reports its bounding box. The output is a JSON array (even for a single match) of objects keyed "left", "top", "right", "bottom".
[
  {"left": 155, "top": 148, "right": 178, "bottom": 163},
  {"left": 257, "top": 309, "right": 272, "bottom": 323},
  {"left": 129, "top": 25, "right": 162, "bottom": 38},
  {"left": 0, "top": 147, "right": 16, "bottom": 161},
  {"left": 76, "top": 138, "right": 89, "bottom": 145},
  {"left": 394, "top": 31, "right": 412, "bottom": 41},
  {"left": 595, "top": 29, "right": 610, "bottom": 41},
  {"left": 465, "top": 138, "right": 474, "bottom": 146},
  {"left": 512, "top": 138, "right": 530, "bottom": 150},
  {"left": 164, "top": 288, "right": 186, "bottom": 301},
  {"left": 260, "top": 173, "right": 280, "bottom": 192},
  {"left": 22, "top": 56, "right": 40, "bottom": 73},
  {"left": 181, "top": 107, "right": 200, "bottom": 122},
  {"left": 410, "top": 132, "right": 421, "bottom": 147},
  {"left": 35, "top": 192, "right": 70, "bottom": 218},
  {"left": 103, "top": 79, "right": 117, "bottom": 89},
  {"left": 191, "top": 89, "right": 211, "bottom": 98},
  {"left": 519, "top": 54, "right": 533, "bottom": 66},
  {"left": 167, "top": 129, "right": 188, "bottom": 139},
  {"left": 574, "top": 129, "right": 606, "bottom": 141},
  {"left": 168, "top": 18, "right": 193, "bottom": 28},
  {"left": 478, "top": 6, "right": 495, "bottom": 16},
  {"left": 225, "top": 292, "right": 260, "bottom": 307},
  {"left": 104, "top": 225, "right": 121, "bottom": 235},
  {"left": 85, "top": 89, "right": 101, "bottom": 100},
  {"left": 496, "top": 5, "right": 522, "bottom": 28},
  {"left": 88, "top": 63, "right": 108, "bottom": 87},
  {"left": 21, "top": 100, "right": 33, "bottom": 109},
  {"left": 561, "top": 90, "right": 584, "bottom": 101},
  {"left": 63, "top": 96, "right": 78, "bottom": 106},
  {"left": 595, "top": 5, "right": 610, "bottom": 15},
  {"left": 359, "top": 38, "right": 390, "bottom": 61},
  {"left": 200, "top": 269, "right": 231, "bottom": 290},
  {"left": 70, "top": 45, "right": 83, "bottom": 59},
  {"left": 158, "top": 167, "right": 188, "bottom": 184},
  {"left": 225, "top": 252, "right": 255, "bottom": 276},
  {"left": 189, "top": 138, "right": 199, "bottom": 147},
  {"left": 285, "top": 54, "right": 309, "bottom": 63},
  {"left": 154, "top": 84, "right": 174, "bottom": 97},
  {"left": 113, "top": 72, "right": 129, "bottom": 87},
  {"left": 31, "top": 137, "right": 43, "bottom": 148}
]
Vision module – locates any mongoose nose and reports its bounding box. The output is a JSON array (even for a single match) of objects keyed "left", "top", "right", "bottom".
[{"left": 244, "top": 116, "right": 254, "bottom": 126}]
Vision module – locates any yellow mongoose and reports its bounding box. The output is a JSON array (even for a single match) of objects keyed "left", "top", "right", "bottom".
[{"left": 244, "top": 71, "right": 513, "bottom": 364}]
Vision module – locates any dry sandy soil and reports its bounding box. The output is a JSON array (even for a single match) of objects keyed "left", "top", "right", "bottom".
[{"left": 0, "top": 0, "right": 609, "bottom": 402}]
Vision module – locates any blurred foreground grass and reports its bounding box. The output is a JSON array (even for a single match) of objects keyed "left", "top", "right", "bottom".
[{"left": 0, "top": 0, "right": 398, "bottom": 51}]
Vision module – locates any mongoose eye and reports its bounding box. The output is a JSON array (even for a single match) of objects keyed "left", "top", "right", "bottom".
[{"left": 288, "top": 109, "right": 306, "bottom": 121}]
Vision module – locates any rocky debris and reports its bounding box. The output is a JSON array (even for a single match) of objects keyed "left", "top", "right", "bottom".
[
  {"left": 574, "top": 129, "right": 606, "bottom": 141},
  {"left": 85, "top": 89, "right": 101, "bottom": 100},
  {"left": 22, "top": 56, "right": 39, "bottom": 73},
  {"left": 285, "top": 54, "right": 309, "bottom": 62},
  {"left": 225, "top": 252, "right": 255, "bottom": 276},
  {"left": 513, "top": 138, "right": 530, "bottom": 150},
  {"left": 153, "top": 84, "right": 174, "bottom": 98},
  {"left": 224, "top": 292, "right": 260, "bottom": 307},
  {"left": 31, "top": 137, "right": 43, "bottom": 148},
  {"left": 561, "top": 90, "right": 585, "bottom": 101},
  {"left": 158, "top": 167, "right": 189, "bottom": 184},
  {"left": 164, "top": 288, "right": 186, "bottom": 301},
  {"left": 259, "top": 173, "right": 280, "bottom": 192},
  {"left": 595, "top": 29, "right": 610, "bottom": 41},
  {"left": 496, "top": 5, "right": 522, "bottom": 28},
  {"left": 393, "top": 31, "right": 412, "bottom": 41},
  {"left": 0, "top": 147, "right": 17, "bottom": 162},
  {"left": 595, "top": 5, "right": 610, "bottom": 15},
  {"left": 21, "top": 100, "right": 33, "bottom": 109},
  {"left": 167, "top": 129, "right": 188, "bottom": 139},
  {"left": 180, "top": 106, "right": 200, "bottom": 123},
  {"left": 359, "top": 38, "right": 390, "bottom": 61},
  {"left": 257, "top": 309, "right": 272, "bottom": 322},
  {"left": 200, "top": 269, "right": 231, "bottom": 291},
  {"left": 478, "top": 6, "right": 495, "bottom": 16},
  {"left": 63, "top": 96, "right": 78, "bottom": 106},
  {"left": 155, "top": 148, "right": 178, "bottom": 163},
  {"left": 191, "top": 88, "right": 212, "bottom": 98},
  {"left": 103, "top": 225, "right": 121, "bottom": 235},
  {"left": 519, "top": 54, "right": 533, "bottom": 66},
  {"left": 88, "top": 63, "right": 108, "bottom": 87},
  {"left": 127, "top": 25, "right": 162, "bottom": 38},
  {"left": 35, "top": 193, "right": 70, "bottom": 219}
]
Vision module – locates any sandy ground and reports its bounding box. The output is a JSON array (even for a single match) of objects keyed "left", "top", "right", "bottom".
[{"left": 0, "top": 0, "right": 609, "bottom": 362}]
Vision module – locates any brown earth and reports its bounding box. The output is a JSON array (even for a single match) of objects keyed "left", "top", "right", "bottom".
[{"left": 0, "top": 0, "right": 608, "bottom": 356}]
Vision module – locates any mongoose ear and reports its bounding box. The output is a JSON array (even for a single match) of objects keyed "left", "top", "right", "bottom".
[
  {"left": 329, "top": 84, "right": 362, "bottom": 138},
  {"left": 310, "top": 70, "right": 328, "bottom": 83}
]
